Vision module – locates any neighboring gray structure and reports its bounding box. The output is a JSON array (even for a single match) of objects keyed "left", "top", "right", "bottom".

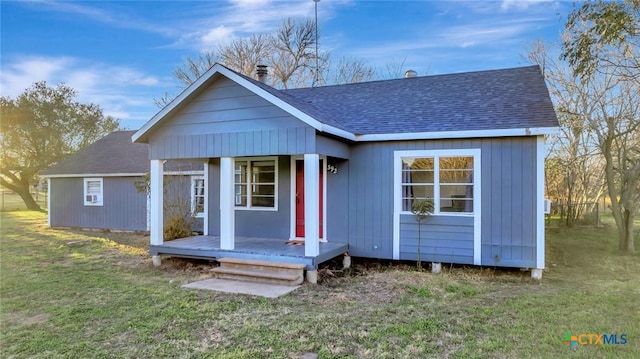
[
  {"left": 40, "top": 131, "right": 204, "bottom": 232},
  {"left": 131, "top": 63, "right": 558, "bottom": 276}
]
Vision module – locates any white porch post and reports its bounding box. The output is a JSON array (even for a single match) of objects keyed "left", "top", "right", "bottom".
[
  {"left": 149, "top": 159, "right": 164, "bottom": 246},
  {"left": 203, "top": 160, "right": 209, "bottom": 236},
  {"left": 304, "top": 153, "right": 320, "bottom": 257},
  {"left": 220, "top": 157, "right": 235, "bottom": 250}
]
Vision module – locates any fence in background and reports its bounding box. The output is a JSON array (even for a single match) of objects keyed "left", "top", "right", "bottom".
[
  {"left": 0, "top": 191, "right": 48, "bottom": 211},
  {"left": 546, "top": 201, "right": 601, "bottom": 227}
]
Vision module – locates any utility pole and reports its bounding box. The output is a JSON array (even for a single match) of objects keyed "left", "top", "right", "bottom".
[{"left": 313, "top": 0, "right": 320, "bottom": 87}]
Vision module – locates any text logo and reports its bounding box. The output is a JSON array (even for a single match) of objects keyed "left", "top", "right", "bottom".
[{"left": 563, "top": 332, "right": 628, "bottom": 349}]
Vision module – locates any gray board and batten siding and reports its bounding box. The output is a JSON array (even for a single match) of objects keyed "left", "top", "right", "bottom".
[
  {"left": 204, "top": 155, "right": 351, "bottom": 243},
  {"left": 48, "top": 175, "right": 204, "bottom": 232},
  {"left": 206, "top": 157, "right": 292, "bottom": 240},
  {"left": 148, "top": 76, "right": 324, "bottom": 160},
  {"left": 196, "top": 136, "right": 538, "bottom": 269},
  {"left": 346, "top": 136, "right": 539, "bottom": 268},
  {"left": 49, "top": 177, "right": 148, "bottom": 231}
]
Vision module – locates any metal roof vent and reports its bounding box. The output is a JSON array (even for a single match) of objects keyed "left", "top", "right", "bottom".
[
  {"left": 256, "top": 64, "right": 268, "bottom": 83},
  {"left": 404, "top": 69, "right": 418, "bottom": 78}
]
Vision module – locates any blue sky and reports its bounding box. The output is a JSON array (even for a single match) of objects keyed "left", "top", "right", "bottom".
[{"left": 1, "top": 0, "right": 570, "bottom": 130}]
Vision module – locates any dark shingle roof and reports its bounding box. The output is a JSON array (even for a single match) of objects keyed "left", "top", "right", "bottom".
[
  {"left": 40, "top": 131, "right": 201, "bottom": 176},
  {"left": 281, "top": 65, "right": 558, "bottom": 135},
  {"left": 230, "top": 68, "right": 352, "bottom": 132}
]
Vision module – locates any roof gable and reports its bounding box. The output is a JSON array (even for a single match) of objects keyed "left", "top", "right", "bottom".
[{"left": 133, "top": 63, "right": 353, "bottom": 144}]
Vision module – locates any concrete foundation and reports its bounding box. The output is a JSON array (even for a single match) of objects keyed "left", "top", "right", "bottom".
[
  {"left": 531, "top": 268, "right": 543, "bottom": 280},
  {"left": 343, "top": 254, "right": 351, "bottom": 269},
  {"left": 152, "top": 255, "right": 162, "bottom": 267},
  {"left": 431, "top": 262, "right": 442, "bottom": 274},
  {"left": 306, "top": 270, "right": 318, "bottom": 284}
]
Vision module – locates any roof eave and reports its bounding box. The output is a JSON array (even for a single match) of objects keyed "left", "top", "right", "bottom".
[{"left": 41, "top": 170, "right": 205, "bottom": 178}]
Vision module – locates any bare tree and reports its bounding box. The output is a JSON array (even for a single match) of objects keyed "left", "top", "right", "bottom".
[
  {"left": 154, "top": 51, "right": 218, "bottom": 108},
  {"left": 525, "top": 40, "right": 606, "bottom": 227},
  {"left": 587, "top": 70, "right": 639, "bottom": 253},
  {"left": 329, "top": 56, "right": 376, "bottom": 85},
  {"left": 174, "top": 51, "right": 219, "bottom": 87},
  {"left": 561, "top": 1, "right": 640, "bottom": 253},
  {"left": 384, "top": 57, "right": 408, "bottom": 79},
  {"left": 154, "top": 17, "right": 380, "bottom": 106},
  {"left": 270, "top": 18, "right": 319, "bottom": 89},
  {"left": 218, "top": 34, "right": 273, "bottom": 79}
]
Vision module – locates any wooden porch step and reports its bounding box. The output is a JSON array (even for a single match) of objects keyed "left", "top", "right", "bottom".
[
  {"left": 217, "top": 257, "right": 306, "bottom": 270},
  {"left": 213, "top": 258, "right": 305, "bottom": 286}
]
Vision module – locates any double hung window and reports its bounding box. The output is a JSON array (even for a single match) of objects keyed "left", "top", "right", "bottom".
[
  {"left": 400, "top": 152, "right": 477, "bottom": 214},
  {"left": 234, "top": 158, "right": 277, "bottom": 209}
]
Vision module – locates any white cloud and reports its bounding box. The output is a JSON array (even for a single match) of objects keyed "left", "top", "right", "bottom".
[
  {"left": 0, "top": 55, "right": 163, "bottom": 127},
  {"left": 500, "top": 0, "right": 555, "bottom": 12},
  {"left": 0, "top": 56, "right": 74, "bottom": 98},
  {"left": 170, "top": 0, "right": 341, "bottom": 50},
  {"left": 32, "top": 0, "right": 175, "bottom": 36},
  {"left": 200, "top": 26, "right": 235, "bottom": 48}
]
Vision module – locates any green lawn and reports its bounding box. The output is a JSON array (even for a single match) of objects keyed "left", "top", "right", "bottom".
[
  {"left": 1, "top": 211, "right": 638, "bottom": 358},
  {"left": 0, "top": 191, "right": 47, "bottom": 212}
]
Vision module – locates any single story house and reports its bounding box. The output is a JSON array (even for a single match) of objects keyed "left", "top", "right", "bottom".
[
  {"left": 40, "top": 130, "right": 204, "bottom": 232},
  {"left": 132, "top": 63, "right": 558, "bottom": 278}
]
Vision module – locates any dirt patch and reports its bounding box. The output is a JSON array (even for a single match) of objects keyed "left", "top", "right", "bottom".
[{"left": 4, "top": 312, "right": 50, "bottom": 326}]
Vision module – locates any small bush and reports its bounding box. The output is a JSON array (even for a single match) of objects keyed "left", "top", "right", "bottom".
[{"left": 163, "top": 214, "right": 194, "bottom": 241}]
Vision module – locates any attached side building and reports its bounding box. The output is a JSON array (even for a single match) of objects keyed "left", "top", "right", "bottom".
[{"left": 40, "top": 130, "right": 204, "bottom": 232}]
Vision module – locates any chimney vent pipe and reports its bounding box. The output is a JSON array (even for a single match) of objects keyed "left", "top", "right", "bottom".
[
  {"left": 257, "top": 64, "right": 268, "bottom": 83},
  {"left": 404, "top": 69, "right": 418, "bottom": 78}
]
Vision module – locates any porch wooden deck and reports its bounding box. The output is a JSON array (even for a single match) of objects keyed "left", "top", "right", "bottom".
[{"left": 149, "top": 236, "right": 349, "bottom": 270}]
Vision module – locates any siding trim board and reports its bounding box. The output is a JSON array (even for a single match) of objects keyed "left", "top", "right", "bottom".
[
  {"left": 393, "top": 149, "right": 482, "bottom": 264},
  {"left": 536, "top": 136, "right": 545, "bottom": 269}
]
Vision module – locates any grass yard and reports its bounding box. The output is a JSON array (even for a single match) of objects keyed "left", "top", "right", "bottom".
[
  {"left": 0, "top": 191, "right": 47, "bottom": 212},
  {"left": 1, "top": 211, "right": 638, "bottom": 358}
]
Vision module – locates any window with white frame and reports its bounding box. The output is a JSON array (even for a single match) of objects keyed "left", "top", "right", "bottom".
[
  {"left": 191, "top": 177, "right": 205, "bottom": 218},
  {"left": 401, "top": 153, "right": 477, "bottom": 214},
  {"left": 83, "top": 178, "right": 103, "bottom": 206},
  {"left": 234, "top": 158, "right": 277, "bottom": 209}
]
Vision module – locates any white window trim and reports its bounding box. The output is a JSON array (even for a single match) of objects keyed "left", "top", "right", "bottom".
[
  {"left": 191, "top": 176, "right": 205, "bottom": 218},
  {"left": 83, "top": 178, "right": 103, "bottom": 206},
  {"left": 398, "top": 149, "right": 480, "bottom": 216},
  {"left": 393, "top": 149, "right": 481, "bottom": 265},
  {"left": 234, "top": 156, "right": 279, "bottom": 212}
]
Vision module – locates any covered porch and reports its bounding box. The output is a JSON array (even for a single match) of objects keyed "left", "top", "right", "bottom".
[
  {"left": 150, "top": 235, "right": 348, "bottom": 270},
  {"left": 148, "top": 150, "right": 349, "bottom": 273}
]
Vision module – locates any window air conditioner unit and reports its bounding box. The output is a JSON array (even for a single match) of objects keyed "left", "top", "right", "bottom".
[{"left": 86, "top": 195, "right": 98, "bottom": 203}]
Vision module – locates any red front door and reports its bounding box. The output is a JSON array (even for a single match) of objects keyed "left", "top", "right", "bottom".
[{"left": 295, "top": 160, "right": 323, "bottom": 238}]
